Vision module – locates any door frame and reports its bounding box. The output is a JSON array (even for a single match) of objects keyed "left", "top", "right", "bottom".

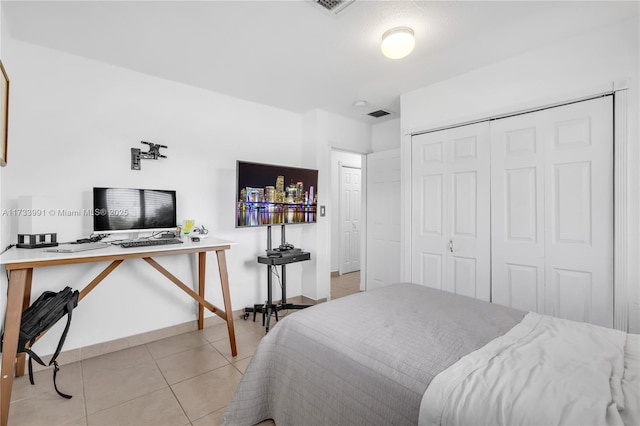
[
  {"left": 402, "top": 88, "right": 633, "bottom": 331},
  {"left": 330, "top": 149, "right": 367, "bottom": 293}
]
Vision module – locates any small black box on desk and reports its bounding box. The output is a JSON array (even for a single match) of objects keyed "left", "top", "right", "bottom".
[{"left": 16, "top": 233, "right": 59, "bottom": 249}]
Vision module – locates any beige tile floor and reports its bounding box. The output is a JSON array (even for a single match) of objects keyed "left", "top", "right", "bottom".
[
  {"left": 8, "top": 272, "right": 360, "bottom": 426},
  {"left": 330, "top": 270, "right": 361, "bottom": 299}
]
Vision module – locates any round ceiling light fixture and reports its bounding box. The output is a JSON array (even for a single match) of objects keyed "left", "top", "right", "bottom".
[{"left": 380, "top": 26, "right": 415, "bottom": 59}]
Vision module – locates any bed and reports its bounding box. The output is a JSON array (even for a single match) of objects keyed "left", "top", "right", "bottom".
[{"left": 223, "top": 283, "right": 639, "bottom": 426}]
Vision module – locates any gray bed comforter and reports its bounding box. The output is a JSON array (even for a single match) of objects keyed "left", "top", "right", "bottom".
[{"left": 223, "top": 283, "right": 525, "bottom": 426}]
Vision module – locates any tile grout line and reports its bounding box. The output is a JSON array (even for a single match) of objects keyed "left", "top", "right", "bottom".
[{"left": 80, "top": 357, "right": 89, "bottom": 425}]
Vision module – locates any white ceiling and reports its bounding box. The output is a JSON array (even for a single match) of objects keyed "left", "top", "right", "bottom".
[{"left": 3, "top": 1, "right": 638, "bottom": 124}]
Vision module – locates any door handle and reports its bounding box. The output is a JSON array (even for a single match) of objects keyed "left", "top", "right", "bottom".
[{"left": 449, "top": 238, "right": 453, "bottom": 253}]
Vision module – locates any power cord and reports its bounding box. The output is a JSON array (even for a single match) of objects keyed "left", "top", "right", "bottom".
[
  {"left": 193, "top": 225, "right": 208, "bottom": 235},
  {"left": 270, "top": 266, "right": 284, "bottom": 292},
  {"left": 270, "top": 267, "right": 290, "bottom": 318},
  {"left": 70, "top": 234, "right": 109, "bottom": 244},
  {"left": 2, "top": 244, "right": 16, "bottom": 282},
  {"left": 1, "top": 243, "right": 16, "bottom": 255}
]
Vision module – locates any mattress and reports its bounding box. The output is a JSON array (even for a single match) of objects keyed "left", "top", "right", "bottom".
[{"left": 223, "top": 283, "right": 525, "bottom": 425}]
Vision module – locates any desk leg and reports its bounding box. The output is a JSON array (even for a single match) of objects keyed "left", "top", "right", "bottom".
[
  {"left": 198, "top": 252, "right": 206, "bottom": 330},
  {"left": 1, "top": 268, "right": 32, "bottom": 426},
  {"left": 15, "top": 270, "right": 32, "bottom": 378},
  {"left": 216, "top": 250, "right": 237, "bottom": 357}
]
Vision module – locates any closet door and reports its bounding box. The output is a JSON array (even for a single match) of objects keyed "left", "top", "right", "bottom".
[
  {"left": 411, "top": 122, "right": 491, "bottom": 301},
  {"left": 490, "top": 113, "right": 545, "bottom": 313},
  {"left": 491, "top": 96, "right": 614, "bottom": 327}
]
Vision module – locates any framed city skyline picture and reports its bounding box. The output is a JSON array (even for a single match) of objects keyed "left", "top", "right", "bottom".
[{"left": 236, "top": 160, "right": 318, "bottom": 228}]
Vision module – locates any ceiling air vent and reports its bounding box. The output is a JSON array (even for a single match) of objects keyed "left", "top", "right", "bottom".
[
  {"left": 367, "top": 109, "right": 392, "bottom": 118},
  {"left": 312, "top": 0, "right": 355, "bottom": 15}
]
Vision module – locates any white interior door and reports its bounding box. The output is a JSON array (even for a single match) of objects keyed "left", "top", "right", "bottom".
[
  {"left": 366, "top": 149, "right": 401, "bottom": 291},
  {"left": 411, "top": 122, "right": 491, "bottom": 301},
  {"left": 491, "top": 96, "right": 613, "bottom": 327},
  {"left": 339, "top": 165, "right": 361, "bottom": 275}
]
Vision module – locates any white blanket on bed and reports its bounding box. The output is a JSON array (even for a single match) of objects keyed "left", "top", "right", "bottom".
[{"left": 419, "top": 312, "right": 640, "bottom": 426}]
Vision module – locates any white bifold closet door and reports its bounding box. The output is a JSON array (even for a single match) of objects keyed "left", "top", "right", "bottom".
[
  {"left": 491, "top": 96, "right": 613, "bottom": 327},
  {"left": 411, "top": 122, "right": 491, "bottom": 301},
  {"left": 410, "top": 96, "right": 614, "bottom": 327}
]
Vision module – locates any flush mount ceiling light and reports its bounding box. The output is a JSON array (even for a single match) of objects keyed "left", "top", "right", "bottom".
[{"left": 381, "top": 26, "right": 415, "bottom": 59}]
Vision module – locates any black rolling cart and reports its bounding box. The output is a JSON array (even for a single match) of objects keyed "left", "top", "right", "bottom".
[{"left": 243, "top": 225, "right": 312, "bottom": 332}]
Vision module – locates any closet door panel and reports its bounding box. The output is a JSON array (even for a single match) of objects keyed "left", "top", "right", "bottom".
[
  {"left": 421, "top": 174, "right": 443, "bottom": 235},
  {"left": 412, "top": 133, "right": 447, "bottom": 291},
  {"left": 420, "top": 252, "right": 443, "bottom": 290},
  {"left": 552, "top": 161, "right": 592, "bottom": 244},
  {"left": 544, "top": 96, "right": 613, "bottom": 327},
  {"left": 451, "top": 255, "right": 477, "bottom": 298},
  {"left": 504, "top": 263, "right": 539, "bottom": 312},
  {"left": 452, "top": 171, "right": 477, "bottom": 237},
  {"left": 551, "top": 268, "right": 593, "bottom": 323},
  {"left": 492, "top": 96, "right": 613, "bottom": 327},
  {"left": 505, "top": 167, "right": 537, "bottom": 241},
  {"left": 412, "top": 122, "right": 490, "bottom": 301},
  {"left": 491, "top": 117, "right": 545, "bottom": 312},
  {"left": 446, "top": 125, "right": 491, "bottom": 301}
]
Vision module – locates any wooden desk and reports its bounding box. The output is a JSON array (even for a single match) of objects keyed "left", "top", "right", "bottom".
[{"left": 0, "top": 238, "right": 237, "bottom": 426}]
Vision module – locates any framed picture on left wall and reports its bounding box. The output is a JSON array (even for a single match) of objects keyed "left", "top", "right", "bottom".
[{"left": 0, "top": 60, "right": 9, "bottom": 167}]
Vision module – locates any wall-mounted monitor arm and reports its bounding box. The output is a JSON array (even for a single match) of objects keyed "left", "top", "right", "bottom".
[{"left": 131, "top": 141, "right": 168, "bottom": 170}]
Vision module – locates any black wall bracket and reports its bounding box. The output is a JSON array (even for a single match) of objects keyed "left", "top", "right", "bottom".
[{"left": 131, "top": 141, "right": 168, "bottom": 170}]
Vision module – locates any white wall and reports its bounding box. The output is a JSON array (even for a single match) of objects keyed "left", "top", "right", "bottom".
[
  {"left": 371, "top": 118, "right": 400, "bottom": 152},
  {"left": 402, "top": 16, "right": 639, "bottom": 132},
  {"left": 1, "top": 35, "right": 302, "bottom": 353},
  {"left": 0, "top": 37, "right": 373, "bottom": 355},
  {"left": 0, "top": 38, "right": 309, "bottom": 355},
  {"left": 401, "top": 16, "right": 640, "bottom": 332},
  {"left": 301, "top": 110, "right": 370, "bottom": 300}
]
